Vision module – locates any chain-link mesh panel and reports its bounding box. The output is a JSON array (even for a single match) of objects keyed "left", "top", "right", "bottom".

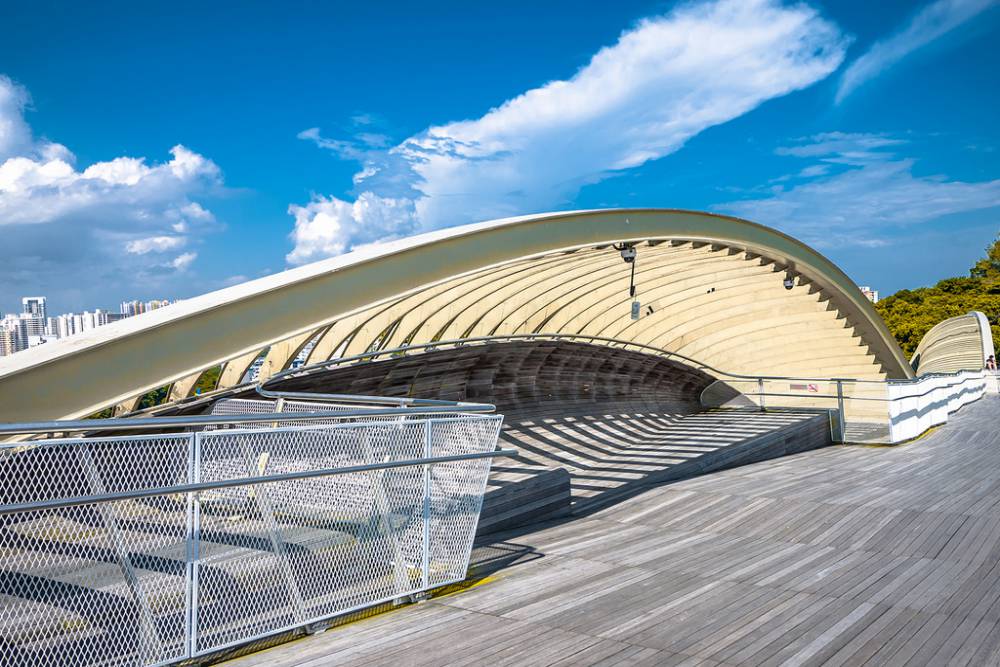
[
  {"left": 426, "top": 418, "right": 503, "bottom": 586},
  {"left": 210, "top": 398, "right": 409, "bottom": 429},
  {"left": 210, "top": 398, "right": 282, "bottom": 417},
  {"left": 192, "top": 416, "right": 501, "bottom": 655},
  {"left": 0, "top": 434, "right": 191, "bottom": 667},
  {"left": 0, "top": 415, "right": 502, "bottom": 665}
]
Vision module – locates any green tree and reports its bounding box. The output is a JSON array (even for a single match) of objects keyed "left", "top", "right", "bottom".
[
  {"left": 970, "top": 233, "right": 1000, "bottom": 282},
  {"left": 193, "top": 365, "right": 222, "bottom": 395},
  {"left": 875, "top": 234, "right": 1000, "bottom": 359}
]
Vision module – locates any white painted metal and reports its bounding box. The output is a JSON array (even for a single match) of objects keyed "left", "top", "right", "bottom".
[{"left": 886, "top": 371, "right": 987, "bottom": 442}]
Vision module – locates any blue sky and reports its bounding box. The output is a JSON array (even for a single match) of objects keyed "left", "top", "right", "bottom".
[{"left": 0, "top": 0, "right": 997, "bottom": 313}]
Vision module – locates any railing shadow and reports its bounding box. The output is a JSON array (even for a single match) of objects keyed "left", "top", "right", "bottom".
[{"left": 479, "top": 405, "right": 830, "bottom": 543}]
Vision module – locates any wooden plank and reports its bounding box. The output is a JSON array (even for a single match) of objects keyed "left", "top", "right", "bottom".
[{"left": 223, "top": 395, "right": 1000, "bottom": 667}]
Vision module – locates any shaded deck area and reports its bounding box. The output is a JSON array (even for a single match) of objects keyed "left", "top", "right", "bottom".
[
  {"left": 480, "top": 408, "right": 832, "bottom": 533},
  {"left": 228, "top": 396, "right": 1000, "bottom": 666}
]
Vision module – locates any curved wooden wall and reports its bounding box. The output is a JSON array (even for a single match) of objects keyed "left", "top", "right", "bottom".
[
  {"left": 139, "top": 341, "right": 716, "bottom": 427},
  {"left": 257, "top": 340, "right": 717, "bottom": 415},
  {"left": 912, "top": 311, "right": 993, "bottom": 375},
  {"left": 128, "top": 241, "right": 893, "bottom": 415}
]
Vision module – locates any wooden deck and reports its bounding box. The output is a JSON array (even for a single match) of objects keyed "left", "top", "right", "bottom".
[
  {"left": 225, "top": 396, "right": 1000, "bottom": 666},
  {"left": 480, "top": 408, "right": 832, "bottom": 533}
]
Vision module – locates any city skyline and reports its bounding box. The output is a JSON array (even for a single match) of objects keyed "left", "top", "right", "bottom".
[
  {"left": 0, "top": 0, "right": 998, "bottom": 311},
  {"left": 0, "top": 296, "right": 176, "bottom": 320},
  {"left": 0, "top": 294, "right": 177, "bottom": 356}
]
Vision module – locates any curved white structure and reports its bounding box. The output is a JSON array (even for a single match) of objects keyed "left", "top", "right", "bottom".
[
  {"left": 0, "top": 209, "right": 914, "bottom": 422},
  {"left": 911, "top": 311, "right": 994, "bottom": 376}
]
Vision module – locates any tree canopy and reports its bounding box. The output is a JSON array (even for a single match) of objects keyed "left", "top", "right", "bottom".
[{"left": 875, "top": 235, "right": 1000, "bottom": 359}]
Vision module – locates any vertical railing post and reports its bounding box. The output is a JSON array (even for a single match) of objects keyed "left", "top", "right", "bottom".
[
  {"left": 835, "top": 380, "right": 846, "bottom": 443},
  {"left": 757, "top": 378, "right": 765, "bottom": 412},
  {"left": 185, "top": 432, "right": 202, "bottom": 658},
  {"left": 422, "top": 421, "right": 432, "bottom": 591},
  {"left": 271, "top": 397, "right": 285, "bottom": 428}
]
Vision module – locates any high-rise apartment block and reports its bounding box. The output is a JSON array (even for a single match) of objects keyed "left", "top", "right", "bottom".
[
  {"left": 0, "top": 296, "right": 176, "bottom": 357},
  {"left": 21, "top": 296, "right": 47, "bottom": 319},
  {"left": 120, "top": 299, "right": 175, "bottom": 317}
]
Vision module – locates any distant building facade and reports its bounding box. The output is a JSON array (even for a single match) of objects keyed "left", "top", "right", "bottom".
[
  {"left": 859, "top": 286, "right": 879, "bottom": 304},
  {"left": 0, "top": 296, "right": 177, "bottom": 357},
  {"left": 22, "top": 296, "right": 47, "bottom": 319},
  {"left": 120, "top": 299, "right": 174, "bottom": 317}
]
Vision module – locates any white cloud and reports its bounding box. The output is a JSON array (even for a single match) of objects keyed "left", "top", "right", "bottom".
[
  {"left": 297, "top": 127, "right": 367, "bottom": 162},
  {"left": 288, "top": 0, "right": 848, "bottom": 264},
  {"left": 0, "top": 75, "right": 33, "bottom": 160},
  {"left": 0, "top": 74, "right": 224, "bottom": 306},
  {"left": 287, "top": 192, "right": 417, "bottom": 264},
  {"left": 298, "top": 126, "right": 392, "bottom": 163},
  {"left": 0, "top": 145, "right": 220, "bottom": 226},
  {"left": 125, "top": 235, "right": 187, "bottom": 254},
  {"left": 836, "top": 0, "right": 996, "bottom": 103},
  {"left": 716, "top": 132, "right": 1000, "bottom": 247},
  {"left": 775, "top": 131, "right": 905, "bottom": 159},
  {"left": 798, "top": 164, "right": 831, "bottom": 178},
  {"left": 169, "top": 252, "right": 197, "bottom": 271}
]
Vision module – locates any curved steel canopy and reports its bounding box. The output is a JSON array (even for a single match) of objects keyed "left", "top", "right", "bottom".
[{"left": 0, "top": 209, "right": 914, "bottom": 422}]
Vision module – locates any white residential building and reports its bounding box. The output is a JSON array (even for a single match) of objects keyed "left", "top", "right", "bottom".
[
  {"left": 21, "top": 296, "right": 47, "bottom": 319},
  {"left": 859, "top": 286, "right": 879, "bottom": 304}
]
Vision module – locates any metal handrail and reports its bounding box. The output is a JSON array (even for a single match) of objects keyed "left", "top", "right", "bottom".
[
  {"left": 717, "top": 371, "right": 983, "bottom": 402},
  {"left": 38, "top": 333, "right": 983, "bottom": 441},
  {"left": 149, "top": 333, "right": 984, "bottom": 418},
  {"left": 254, "top": 385, "right": 485, "bottom": 409},
  {"left": 266, "top": 332, "right": 933, "bottom": 387},
  {"left": 0, "top": 403, "right": 496, "bottom": 437},
  {"left": 0, "top": 390, "right": 508, "bottom": 665},
  {"left": 0, "top": 447, "right": 517, "bottom": 515}
]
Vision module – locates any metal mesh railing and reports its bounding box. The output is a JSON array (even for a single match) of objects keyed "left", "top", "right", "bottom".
[{"left": 0, "top": 414, "right": 504, "bottom": 666}]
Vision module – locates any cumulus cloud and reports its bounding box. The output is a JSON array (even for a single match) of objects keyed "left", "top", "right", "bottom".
[
  {"left": 125, "top": 235, "right": 187, "bottom": 254},
  {"left": 286, "top": 192, "right": 417, "bottom": 263},
  {"left": 0, "top": 76, "right": 35, "bottom": 160},
  {"left": 0, "top": 74, "right": 224, "bottom": 308},
  {"left": 288, "top": 0, "right": 848, "bottom": 265},
  {"left": 169, "top": 252, "right": 197, "bottom": 271},
  {"left": 836, "top": 0, "right": 996, "bottom": 103},
  {"left": 0, "top": 144, "right": 220, "bottom": 226},
  {"left": 716, "top": 132, "right": 1000, "bottom": 247}
]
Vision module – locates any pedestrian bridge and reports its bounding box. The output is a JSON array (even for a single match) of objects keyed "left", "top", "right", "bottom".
[{"left": 0, "top": 209, "right": 995, "bottom": 666}]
